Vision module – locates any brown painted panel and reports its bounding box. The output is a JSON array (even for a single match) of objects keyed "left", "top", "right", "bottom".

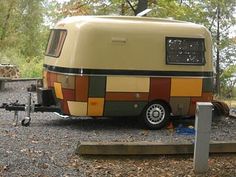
[
  {"left": 61, "top": 89, "right": 75, "bottom": 115},
  {"left": 46, "top": 72, "right": 50, "bottom": 87},
  {"left": 149, "top": 77, "right": 171, "bottom": 102},
  {"left": 49, "top": 72, "right": 57, "bottom": 87},
  {"left": 75, "top": 76, "right": 89, "bottom": 101},
  {"left": 106, "top": 92, "right": 149, "bottom": 101},
  {"left": 170, "top": 97, "right": 190, "bottom": 116},
  {"left": 189, "top": 92, "right": 213, "bottom": 115},
  {"left": 61, "top": 100, "right": 70, "bottom": 115},
  {"left": 62, "top": 88, "right": 75, "bottom": 101}
]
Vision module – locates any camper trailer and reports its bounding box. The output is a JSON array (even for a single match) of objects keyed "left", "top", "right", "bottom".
[{"left": 41, "top": 16, "right": 214, "bottom": 129}]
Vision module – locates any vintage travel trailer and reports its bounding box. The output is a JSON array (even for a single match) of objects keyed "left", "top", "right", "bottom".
[{"left": 41, "top": 16, "right": 214, "bottom": 129}]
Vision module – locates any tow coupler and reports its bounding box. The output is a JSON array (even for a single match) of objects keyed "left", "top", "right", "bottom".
[{"left": 0, "top": 92, "right": 61, "bottom": 126}]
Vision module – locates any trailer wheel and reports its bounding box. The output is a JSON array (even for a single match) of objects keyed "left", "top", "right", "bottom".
[
  {"left": 142, "top": 101, "right": 170, "bottom": 130},
  {"left": 21, "top": 117, "right": 31, "bottom": 127}
]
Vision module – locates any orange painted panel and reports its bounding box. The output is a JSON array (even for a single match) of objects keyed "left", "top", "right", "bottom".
[
  {"left": 188, "top": 92, "right": 213, "bottom": 115},
  {"left": 75, "top": 76, "right": 89, "bottom": 101},
  {"left": 171, "top": 78, "right": 202, "bottom": 97},
  {"left": 106, "top": 92, "right": 149, "bottom": 101},
  {"left": 88, "top": 98, "right": 104, "bottom": 116},
  {"left": 54, "top": 82, "right": 63, "bottom": 99},
  {"left": 149, "top": 78, "right": 171, "bottom": 102},
  {"left": 43, "top": 71, "right": 48, "bottom": 88}
]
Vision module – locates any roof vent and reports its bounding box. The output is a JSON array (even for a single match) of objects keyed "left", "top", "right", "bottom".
[{"left": 136, "top": 9, "right": 152, "bottom": 17}]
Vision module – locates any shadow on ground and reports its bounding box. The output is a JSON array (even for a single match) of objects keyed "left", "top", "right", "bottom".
[{"left": 32, "top": 116, "right": 142, "bottom": 131}]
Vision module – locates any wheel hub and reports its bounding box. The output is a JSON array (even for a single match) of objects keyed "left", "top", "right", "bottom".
[
  {"left": 146, "top": 103, "right": 165, "bottom": 125},
  {"left": 152, "top": 110, "right": 160, "bottom": 117}
]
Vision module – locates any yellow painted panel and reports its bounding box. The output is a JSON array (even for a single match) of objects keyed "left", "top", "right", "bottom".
[
  {"left": 88, "top": 98, "right": 104, "bottom": 116},
  {"left": 54, "top": 82, "right": 63, "bottom": 99},
  {"left": 171, "top": 78, "right": 202, "bottom": 96},
  {"left": 106, "top": 76, "right": 150, "bottom": 92},
  {"left": 67, "top": 101, "right": 87, "bottom": 116}
]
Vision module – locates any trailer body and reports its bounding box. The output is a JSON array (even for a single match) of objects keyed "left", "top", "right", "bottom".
[{"left": 42, "top": 16, "right": 214, "bottom": 129}]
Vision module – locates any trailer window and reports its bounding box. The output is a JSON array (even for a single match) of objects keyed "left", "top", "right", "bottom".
[
  {"left": 45, "top": 29, "right": 67, "bottom": 57},
  {"left": 166, "top": 37, "right": 205, "bottom": 65}
]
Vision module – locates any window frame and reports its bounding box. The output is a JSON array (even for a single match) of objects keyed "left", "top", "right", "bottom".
[
  {"left": 165, "top": 37, "right": 206, "bottom": 66},
  {"left": 45, "top": 29, "right": 67, "bottom": 58}
]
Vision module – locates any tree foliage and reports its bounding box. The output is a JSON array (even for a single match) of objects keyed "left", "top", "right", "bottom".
[
  {"left": 220, "top": 65, "right": 236, "bottom": 97},
  {"left": 0, "top": 0, "right": 47, "bottom": 58},
  {"left": 0, "top": 0, "right": 235, "bottom": 92}
]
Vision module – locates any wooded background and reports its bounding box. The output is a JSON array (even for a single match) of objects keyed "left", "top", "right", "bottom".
[{"left": 0, "top": 0, "right": 235, "bottom": 97}]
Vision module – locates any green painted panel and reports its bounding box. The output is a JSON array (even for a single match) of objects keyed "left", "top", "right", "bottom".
[
  {"left": 203, "top": 78, "right": 213, "bottom": 92},
  {"left": 104, "top": 101, "right": 147, "bottom": 117},
  {"left": 89, "top": 76, "right": 106, "bottom": 97}
]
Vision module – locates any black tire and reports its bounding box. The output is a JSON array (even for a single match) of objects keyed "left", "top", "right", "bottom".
[
  {"left": 21, "top": 118, "right": 31, "bottom": 127},
  {"left": 142, "top": 101, "right": 171, "bottom": 130}
]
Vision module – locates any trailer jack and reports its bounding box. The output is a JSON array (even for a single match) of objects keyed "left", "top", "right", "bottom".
[{"left": 0, "top": 92, "right": 61, "bottom": 126}]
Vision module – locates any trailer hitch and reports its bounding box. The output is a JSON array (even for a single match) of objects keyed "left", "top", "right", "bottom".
[{"left": 0, "top": 92, "right": 61, "bottom": 126}]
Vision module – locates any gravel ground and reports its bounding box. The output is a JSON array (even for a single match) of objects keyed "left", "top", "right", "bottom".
[{"left": 0, "top": 81, "right": 235, "bottom": 177}]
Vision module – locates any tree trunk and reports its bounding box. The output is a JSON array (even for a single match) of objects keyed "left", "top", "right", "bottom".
[
  {"left": 135, "top": 0, "right": 148, "bottom": 15},
  {"left": 216, "top": 5, "right": 221, "bottom": 97},
  {"left": 121, "top": 2, "right": 125, "bottom": 15},
  {"left": 0, "top": 1, "right": 14, "bottom": 41}
]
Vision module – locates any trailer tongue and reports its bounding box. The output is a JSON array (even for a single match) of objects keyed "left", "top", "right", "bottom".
[{"left": 0, "top": 92, "right": 61, "bottom": 126}]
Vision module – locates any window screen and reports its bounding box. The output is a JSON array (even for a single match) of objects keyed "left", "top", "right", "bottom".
[
  {"left": 45, "top": 29, "right": 67, "bottom": 57},
  {"left": 166, "top": 37, "right": 205, "bottom": 65}
]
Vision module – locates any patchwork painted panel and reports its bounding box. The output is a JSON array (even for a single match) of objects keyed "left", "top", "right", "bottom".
[
  {"left": 61, "top": 100, "right": 70, "bottom": 115},
  {"left": 170, "top": 97, "right": 190, "bottom": 115},
  {"left": 54, "top": 82, "right": 63, "bottom": 99},
  {"left": 106, "top": 92, "right": 149, "bottom": 101},
  {"left": 89, "top": 76, "right": 106, "bottom": 97},
  {"left": 106, "top": 76, "right": 150, "bottom": 92},
  {"left": 44, "top": 70, "right": 213, "bottom": 117},
  {"left": 149, "top": 77, "right": 171, "bottom": 102},
  {"left": 57, "top": 74, "right": 75, "bottom": 89},
  {"left": 47, "top": 72, "right": 57, "bottom": 88},
  {"left": 88, "top": 98, "right": 104, "bottom": 116},
  {"left": 67, "top": 101, "right": 87, "bottom": 116},
  {"left": 202, "top": 78, "right": 213, "bottom": 92},
  {"left": 75, "top": 76, "right": 89, "bottom": 101},
  {"left": 62, "top": 89, "right": 75, "bottom": 101},
  {"left": 43, "top": 71, "right": 48, "bottom": 88},
  {"left": 104, "top": 101, "right": 147, "bottom": 117},
  {"left": 171, "top": 78, "right": 202, "bottom": 96},
  {"left": 188, "top": 92, "right": 213, "bottom": 115}
]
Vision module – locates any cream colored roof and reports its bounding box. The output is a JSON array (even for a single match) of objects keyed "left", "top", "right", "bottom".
[
  {"left": 56, "top": 15, "right": 201, "bottom": 29},
  {"left": 45, "top": 16, "right": 213, "bottom": 73}
]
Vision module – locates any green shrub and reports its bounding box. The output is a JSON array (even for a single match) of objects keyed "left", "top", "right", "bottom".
[{"left": 19, "top": 57, "right": 43, "bottom": 78}]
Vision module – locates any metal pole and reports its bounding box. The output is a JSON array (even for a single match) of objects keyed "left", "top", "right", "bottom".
[{"left": 194, "top": 102, "right": 213, "bottom": 173}]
